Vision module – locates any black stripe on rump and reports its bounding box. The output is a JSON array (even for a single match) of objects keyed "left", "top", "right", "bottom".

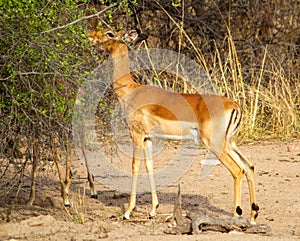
[{"left": 225, "top": 109, "right": 241, "bottom": 139}]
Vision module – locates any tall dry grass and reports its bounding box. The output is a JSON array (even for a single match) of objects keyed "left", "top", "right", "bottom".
[{"left": 207, "top": 35, "right": 299, "bottom": 141}]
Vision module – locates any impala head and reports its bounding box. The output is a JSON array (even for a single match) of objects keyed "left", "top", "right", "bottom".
[{"left": 87, "top": 29, "right": 147, "bottom": 53}]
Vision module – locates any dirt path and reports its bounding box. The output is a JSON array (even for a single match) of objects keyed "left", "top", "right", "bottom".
[{"left": 0, "top": 141, "right": 299, "bottom": 240}]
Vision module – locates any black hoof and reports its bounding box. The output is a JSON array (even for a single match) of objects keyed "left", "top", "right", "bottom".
[
  {"left": 236, "top": 206, "right": 243, "bottom": 216},
  {"left": 252, "top": 203, "right": 259, "bottom": 211},
  {"left": 91, "top": 194, "right": 98, "bottom": 199},
  {"left": 252, "top": 203, "right": 259, "bottom": 220}
]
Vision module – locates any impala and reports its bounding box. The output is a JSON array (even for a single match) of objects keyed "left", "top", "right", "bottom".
[{"left": 87, "top": 29, "right": 259, "bottom": 224}]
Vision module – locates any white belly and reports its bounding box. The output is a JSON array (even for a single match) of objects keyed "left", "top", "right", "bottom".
[{"left": 145, "top": 121, "right": 200, "bottom": 143}]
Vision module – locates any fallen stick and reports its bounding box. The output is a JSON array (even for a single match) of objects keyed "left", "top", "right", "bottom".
[{"left": 165, "top": 184, "right": 272, "bottom": 236}]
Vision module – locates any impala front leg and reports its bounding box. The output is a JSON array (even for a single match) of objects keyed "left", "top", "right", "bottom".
[
  {"left": 144, "top": 139, "right": 159, "bottom": 218},
  {"left": 124, "top": 145, "right": 142, "bottom": 220}
]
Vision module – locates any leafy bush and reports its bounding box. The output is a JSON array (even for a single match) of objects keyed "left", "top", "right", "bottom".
[{"left": 0, "top": 0, "right": 98, "bottom": 195}]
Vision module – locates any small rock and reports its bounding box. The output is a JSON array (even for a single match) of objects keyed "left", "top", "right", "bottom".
[{"left": 287, "top": 145, "right": 299, "bottom": 152}]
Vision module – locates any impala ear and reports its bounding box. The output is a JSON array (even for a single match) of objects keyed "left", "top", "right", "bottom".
[
  {"left": 124, "top": 29, "right": 148, "bottom": 44},
  {"left": 124, "top": 30, "right": 138, "bottom": 43}
]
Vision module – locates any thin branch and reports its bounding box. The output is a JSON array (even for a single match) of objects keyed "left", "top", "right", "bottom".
[{"left": 41, "top": 1, "right": 121, "bottom": 34}]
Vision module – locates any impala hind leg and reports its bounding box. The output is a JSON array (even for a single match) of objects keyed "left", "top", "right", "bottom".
[
  {"left": 28, "top": 138, "right": 38, "bottom": 206},
  {"left": 144, "top": 139, "right": 159, "bottom": 218},
  {"left": 87, "top": 172, "right": 98, "bottom": 199},
  {"left": 247, "top": 172, "right": 259, "bottom": 224},
  {"left": 231, "top": 144, "right": 259, "bottom": 224},
  {"left": 54, "top": 147, "right": 71, "bottom": 207},
  {"left": 216, "top": 148, "right": 244, "bottom": 218},
  {"left": 64, "top": 146, "right": 72, "bottom": 203},
  {"left": 80, "top": 140, "right": 98, "bottom": 199},
  {"left": 124, "top": 145, "right": 142, "bottom": 220},
  {"left": 28, "top": 154, "right": 38, "bottom": 206}
]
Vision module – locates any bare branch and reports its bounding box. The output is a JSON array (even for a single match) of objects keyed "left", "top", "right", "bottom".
[{"left": 41, "top": 1, "right": 120, "bottom": 34}]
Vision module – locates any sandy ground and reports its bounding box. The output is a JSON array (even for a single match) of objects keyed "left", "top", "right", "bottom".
[{"left": 0, "top": 140, "right": 299, "bottom": 241}]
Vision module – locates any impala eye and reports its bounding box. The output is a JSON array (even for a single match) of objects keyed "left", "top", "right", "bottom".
[{"left": 106, "top": 31, "right": 114, "bottom": 38}]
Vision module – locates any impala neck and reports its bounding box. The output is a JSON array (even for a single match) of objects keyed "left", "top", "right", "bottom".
[{"left": 109, "top": 43, "right": 138, "bottom": 99}]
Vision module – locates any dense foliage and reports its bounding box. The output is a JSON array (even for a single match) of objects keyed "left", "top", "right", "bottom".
[
  {"left": 0, "top": 0, "right": 95, "bottom": 153},
  {"left": 0, "top": 1, "right": 99, "bottom": 198}
]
